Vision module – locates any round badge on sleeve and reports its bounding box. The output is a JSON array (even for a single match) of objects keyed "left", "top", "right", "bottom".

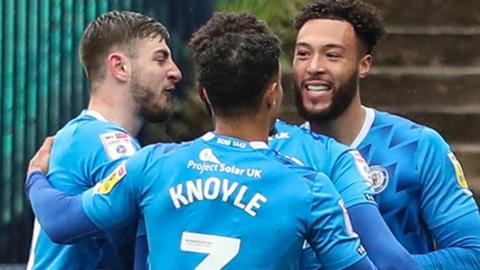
[{"left": 369, "top": 165, "right": 389, "bottom": 194}]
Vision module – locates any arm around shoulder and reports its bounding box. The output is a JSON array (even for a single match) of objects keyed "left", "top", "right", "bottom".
[{"left": 25, "top": 171, "right": 100, "bottom": 243}]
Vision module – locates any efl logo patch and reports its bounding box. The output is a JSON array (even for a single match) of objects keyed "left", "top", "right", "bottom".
[
  {"left": 100, "top": 131, "right": 137, "bottom": 160},
  {"left": 448, "top": 153, "right": 471, "bottom": 194},
  {"left": 97, "top": 163, "right": 127, "bottom": 195}
]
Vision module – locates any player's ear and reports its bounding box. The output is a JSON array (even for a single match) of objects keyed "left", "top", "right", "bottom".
[
  {"left": 359, "top": 54, "right": 372, "bottom": 79},
  {"left": 196, "top": 85, "right": 211, "bottom": 105},
  {"left": 107, "top": 52, "right": 129, "bottom": 82},
  {"left": 197, "top": 84, "right": 214, "bottom": 116},
  {"left": 264, "top": 80, "right": 279, "bottom": 110}
]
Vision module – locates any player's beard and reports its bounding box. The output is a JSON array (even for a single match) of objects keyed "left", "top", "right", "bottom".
[
  {"left": 130, "top": 72, "right": 172, "bottom": 123},
  {"left": 295, "top": 70, "right": 358, "bottom": 123}
]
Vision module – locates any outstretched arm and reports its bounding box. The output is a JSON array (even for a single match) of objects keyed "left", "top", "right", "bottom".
[
  {"left": 302, "top": 203, "right": 421, "bottom": 270},
  {"left": 25, "top": 171, "right": 100, "bottom": 243},
  {"left": 415, "top": 129, "right": 480, "bottom": 269},
  {"left": 26, "top": 136, "right": 141, "bottom": 244},
  {"left": 413, "top": 210, "right": 480, "bottom": 269},
  {"left": 348, "top": 204, "right": 421, "bottom": 269},
  {"left": 25, "top": 136, "right": 100, "bottom": 243}
]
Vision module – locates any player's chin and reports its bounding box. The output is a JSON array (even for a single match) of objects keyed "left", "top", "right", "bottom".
[
  {"left": 303, "top": 101, "right": 331, "bottom": 115},
  {"left": 142, "top": 105, "right": 172, "bottom": 123}
]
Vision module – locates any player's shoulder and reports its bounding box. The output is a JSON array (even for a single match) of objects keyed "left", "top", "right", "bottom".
[
  {"left": 373, "top": 109, "right": 446, "bottom": 146},
  {"left": 266, "top": 148, "right": 330, "bottom": 184},
  {"left": 274, "top": 119, "right": 342, "bottom": 148},
  {"left": 52, "top": 111, "right": 143, "bottom": 166},
  {"left": 57, "top": 111, "right": 129, "bottom": 141},
  {"left": 132, "top": 140, "right": 193, "bottom": 164},
  {"left": 371, "top": 109, "right": 424, "bottom": 139}
]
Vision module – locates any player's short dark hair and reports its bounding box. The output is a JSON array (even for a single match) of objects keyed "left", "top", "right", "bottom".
[
  {"left": 80, "top": 10, "right": 170, "bottom": 82},
  {"left": 295, "top": 0, "right": 385, "bottom": 54},
  {"left": 189, "top": 12, "right": 281, "bottom": 118}
]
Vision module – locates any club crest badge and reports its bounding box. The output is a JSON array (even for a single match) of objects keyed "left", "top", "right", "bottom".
[{"left": 369, "top": 165, "right": 389, "bottom": 194}]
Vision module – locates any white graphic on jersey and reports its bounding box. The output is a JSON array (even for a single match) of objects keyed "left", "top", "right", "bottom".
[
  {"left": 369, "top": 165, "right": 389, "bottom": 194},
  {"left": 281, "top": 155, "right": 304, "bottom": 166},
  {"left": 215, "top": 137, "right": 247, "bottom": 148},
  {"left": 169, "top": 177, "right": 267, "bottom": 217},
  {"left": 349, "top": 150, "right": 372, "bottom": 186},
  {"left": 199, "top": 148, "right": 221, "bottom": 164},
  {"left": 302, "top": 240, "right": 311, "bottom": 250},
  {"left": 339, "top": 199, "right": 358, "bottom": 238},
  {"left": 269, "top": 132, "right": 290, "bottom": 140},
  {"left": 100, "top": 131, "right": 137, "bottom": 160},
  {"left": 181, "top": 232, "right": 241, "bottom": 270},
  {"left": 26, "top": 219, "right": 41, "bottom": 270},
  {"left": 187, "top": 149, "right": 262, "bottom": 179}
]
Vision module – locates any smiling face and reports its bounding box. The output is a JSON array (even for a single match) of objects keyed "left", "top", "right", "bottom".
[
  {"left": 129, "top": 37, "right": 182, "bottom": 122},
  {"left": 293, "top": 19, "right": 367, "bottom": 122}
]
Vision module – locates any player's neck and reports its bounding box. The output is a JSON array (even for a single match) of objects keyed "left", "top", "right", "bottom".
[
  {"left": 87, "top": 85, "right": 144, "bottom": 136},
  {"left": 214, "top": 115, "right": 270, "bottom": 143},
  {"left": 310, "top": 95, "right": 365, "bottom": 147}
]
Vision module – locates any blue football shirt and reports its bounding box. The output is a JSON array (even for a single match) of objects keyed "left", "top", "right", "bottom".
[
  {"left": 270, "top": 120, "right": 375, "bottom": 208},
  {"left": 82, "top": 132, "right": 366, "bottom": 270},
  {"left": 311, "top": 108, "right": 479, "bottom": 253},
  {"left": 27, "top": 110, "right": 140, "bottom": 270}
]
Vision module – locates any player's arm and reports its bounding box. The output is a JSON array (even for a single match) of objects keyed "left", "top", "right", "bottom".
[
  {"left": 306, "top": 173, "right": 376, "bottom": 270},
  {"left": 348, "top": 204, "right": 422, "bottom": 269},
  {"left": 26, "top": 159, "right": 141, "bottom": 244},
  {"left": 134, "top": 217, "right": 148, "bottom": 270},
  {"left": 309, "top": 148, "right": 420, "bottom": 269},
  {"left": 414, "top": 128, "right": 480, "bottom": 269},
  {"left": 25, "top": 136, "right": 98, "bottom": 243},
  {"left": 337, "top": 150, "right": 421, "bottom": 269},
  {"left": 25, "top": 171, "right": 99, "bottom": 243},
  {"left": 413, "top": 210, "right": 480, "bottom": 269}
]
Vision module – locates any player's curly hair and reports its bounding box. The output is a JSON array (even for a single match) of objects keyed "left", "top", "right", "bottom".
[
  {"left": 295, "top": 0, "right": 385, "bottom": 54},
  {"left": 80, "top": 11, "right": 170, "bottom": 82},
  {"left": 189, "top": 12, "right": 281, "bottom": 118}
]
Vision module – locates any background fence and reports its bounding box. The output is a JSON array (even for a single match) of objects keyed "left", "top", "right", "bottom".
[{"left": 0, "top": 0, "right": 215, "bottom": 263}]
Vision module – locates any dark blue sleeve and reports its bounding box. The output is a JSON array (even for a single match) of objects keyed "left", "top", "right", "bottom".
[
  {"left": 300, "top": 203, "right": 421, "bottom": 270},
  {"left": 134, "top": 234, "right": 148, "bottom": 270},
  {"left": 25, "top": 171, "right": 100, "bottom": 244},
  {"left": 413, "top": 210, "right": 480, "bottom": 269},
  {"left": 348, "top": 204, "right": 422, "bottom": 270}
]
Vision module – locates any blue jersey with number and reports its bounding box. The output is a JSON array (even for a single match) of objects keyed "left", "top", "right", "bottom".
[
  {"left": 348, "top": 108, "right": 479, "bottom": 253},
  {"left": 269, "top": 120, "right": 375, "bottom": 208},
  {"left": 27, "top": 110, "right": 140, "bottom": 270},
  {"left": 82, "top": 132, "right": 366, "bottom": 270}
]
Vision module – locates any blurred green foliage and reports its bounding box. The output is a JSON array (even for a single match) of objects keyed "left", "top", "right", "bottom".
[
  {"left": 157, "top": 0, "right": 310, "bottom": 143},
  {"left": 215, "top": 0, "right": 308, "bottom": 67}
]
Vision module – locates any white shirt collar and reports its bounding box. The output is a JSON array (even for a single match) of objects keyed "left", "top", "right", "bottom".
[
  {"left": 350, "top": 107, "right": 375, "bottom": 148},
  {"left": 301, "top": 107, "right": 375, "bottom": 148},
  {"left": 83, "top": 110, "right": 108, "bottom": 122},
  {"left": 201, "top": 131, "right": 269, "bottom": 149}
]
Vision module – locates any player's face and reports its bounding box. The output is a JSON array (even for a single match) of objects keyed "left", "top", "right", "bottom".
[
  {"left": 293, "top": 19, "right": 361, "bottom": 122},
  {"left": 129, "top": 37, "right": 182, "bottom": 122}
]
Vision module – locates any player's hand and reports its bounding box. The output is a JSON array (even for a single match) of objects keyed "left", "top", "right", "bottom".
[{"left": 28, "top": 136, "right": 55, "bottom": 175}]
